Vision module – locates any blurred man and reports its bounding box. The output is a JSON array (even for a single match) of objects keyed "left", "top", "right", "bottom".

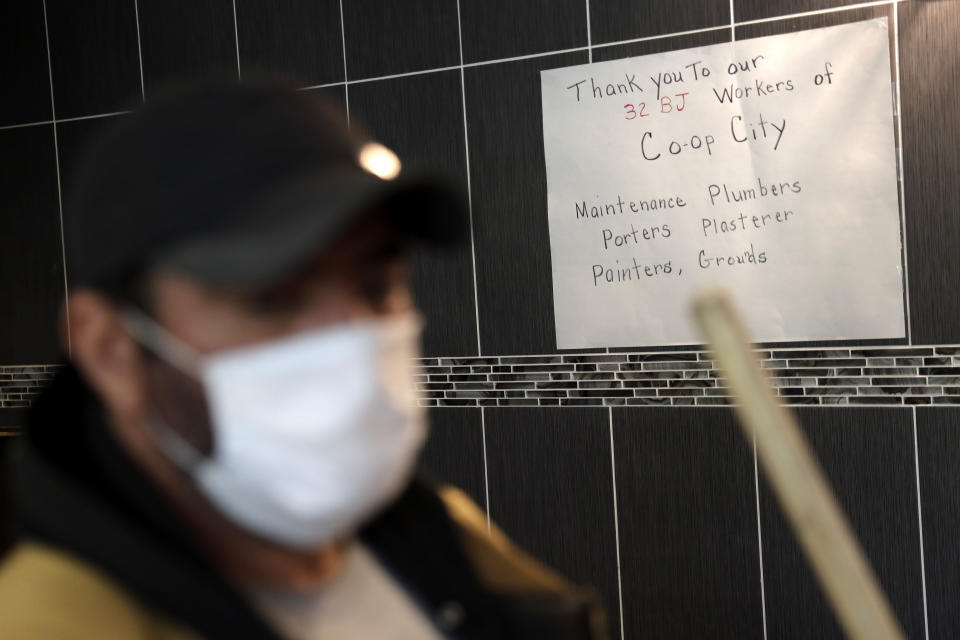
[{"left": 0, "top": 82, "right": 607, "bottom": 639}]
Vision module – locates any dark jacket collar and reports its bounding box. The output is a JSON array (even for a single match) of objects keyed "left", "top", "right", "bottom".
[{"left": 6, "top": 366, "right": 509, "bottom": 639}]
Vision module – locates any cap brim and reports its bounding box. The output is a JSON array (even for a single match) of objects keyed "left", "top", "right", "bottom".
[{"left": 153, "top": 169, "right": 467, "bottom": 289}]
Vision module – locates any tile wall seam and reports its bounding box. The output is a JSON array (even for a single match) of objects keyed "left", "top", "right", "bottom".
[
  {"left": 480, "top": 407, "right": 491, "bottom": 532},
  {"left": 752, "top": 432, "right": 770, "bottom": 640},
  {"left": 337, "top": 0, "right": 350, "bottom": 126},
  {"left": 454, "top": 0, "right": 484, "bottom": 356},
  {"left": 608, "top": 407, "right": 626, "bottom": 640},
  {"left": 133, "top": 0, "right": 145, "bottom": 101},
  {"left": 2, "top": 1, "right": 903, "bottom": 131},
  {"left": 912, "top": 407, "right": 931, "bottom": 639},
  {"left": 40, "top": 0, "right": 70, "bottom": 356},
  {"left": 585, "top": 0, "right": 592, "bottom": 63},
  {"left": 231, "top": 0, "right": 241, "bottom": 80}
]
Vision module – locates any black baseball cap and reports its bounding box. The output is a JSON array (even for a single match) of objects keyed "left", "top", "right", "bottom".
[{"left": 65, "top": 80, "right": 467, "bottom": 290}]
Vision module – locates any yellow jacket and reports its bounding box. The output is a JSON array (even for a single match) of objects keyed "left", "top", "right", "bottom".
[{"left": 0, "top": 487, "right": 606, "bottom": 639}]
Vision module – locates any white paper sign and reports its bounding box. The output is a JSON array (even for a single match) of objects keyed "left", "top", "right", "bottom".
[{"left": 541, "top": 19, "right": 903, "bottom": 348}]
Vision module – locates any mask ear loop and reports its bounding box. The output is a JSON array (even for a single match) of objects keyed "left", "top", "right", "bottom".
[{"left": 120, "top": 306, "right": 209, "bottom": 471}]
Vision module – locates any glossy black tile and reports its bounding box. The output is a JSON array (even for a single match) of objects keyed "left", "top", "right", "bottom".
[
  {"left": 734, "top": 5, "right": 891, "bottom": 41},
  {"left": 46, "top": 0, "right": 142, "bottom": 119},
  {"left": 55, "top": 115, "right": 128, "bottom": 284},
  {"left": 915, "top": 408, "right": 960, "bottom": 638},
  {"left": 464, "top": 51, "right": 587, "bottom": 355},
  {"left": 592, "top": 26, "right": 730, "bottom": 64},
  {"left": 349, "top": 70, "right": 477, "bottom": 357},
  {"left": 137, "top": 0, "right": 238, "bottom": 97},
  {"left": 341, "top": 0, "right": 459, "bottom": 80},
  {"left": 0, "top": 410, "right": 27, "bottom": 429},
  {"left": 484, "top": 407, "right": 621, "bottom": 638},
  {"left": 613, "top": 407, "right": 764, "bottom": 640},
  {"left": 235, "top": 0, "right": 343, "bottom": 86},
  {"left": 590, "top": 0, "right": 729, "bottom": 45},
  {"left": 418, "top": 407, "right": 486, "bottom": 510},
  {"left": 459, "top": 0, "right": 587, "bottom": 64},
  {"left": 734, "top": 0, "right": 867, "bottom": 22},
  {"left": 900, "top": 1, "right": 960, "bottom": 344},
  {"left": 0, "top": 1, "right": 51, "bottom": 126},
  {"left": 759, "top": 408, "right": 925, "bottom": 639},
  {"left": 0, "top": 126, "right": 64, "bottom": 364}
]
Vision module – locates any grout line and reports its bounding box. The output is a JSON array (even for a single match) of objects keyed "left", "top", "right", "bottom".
[
  {"left": 337, "top": 0, "right": 350, "bottom": 126},
  {"left": 463, "top": 45, "right": 587, "bottom": 69},
  {"left": 735, "top": 0, "right": 895, "bottom": 29},
  {"left": 298, "top": 80, "right": 348, "bottom": 92},
  {"left": 345, "top": 64, "right": 463, "bottom": 86},
  {"left": 40, "top": 0, "right": 70, "bottom": 355},
  {"left": 730, "top": 0, "right": 736, "bottom": 41},
  {"left": 892, "top": 1, "right": 912, "bottom": 344},
  {"left": 585, "top": 0, "right": 593, "bottom": 63},
  {"left": 752, "top": 432, "right": 770, "bottom": 640},
  {"left": 133, "top": 0, "right": 145, "bottom": 101},
  {"left": 231, "top": 0, "right": 241, "bottom": 80},
  {"left": 0, "top": 120, "right": 53, "bottom": 131},
  {"left": 480, "top": 407, "right": 491, "bottom": 532},
  {"left": 594, "top": 23, "right": 731, "bottom": 52},
  {"left": 59, "top": 110, "right": 132, "bottom": 123},
  {"left": 607, "top": 409, "right": 626, "bottom": 640},
  {"left": 912, "top": 407, "right": 931, "bottom": 640},
  {"left": 3, "top": 3, "right": 906, "bottom": 132},
  {"left": 0, "top": 111, "right": 132, "bottom": 132},
  {"left": 455, "top": 0, "right": 483, "bottom": 357}
]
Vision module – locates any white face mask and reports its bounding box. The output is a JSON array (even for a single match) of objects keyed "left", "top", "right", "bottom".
[{"left": 123, "top": 309, "right": 428, "bottom": 550}]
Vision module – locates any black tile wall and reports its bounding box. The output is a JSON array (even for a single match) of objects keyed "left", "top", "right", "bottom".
[
  {"left": 465, "top": 52, "right": 587, "bottom": 356},
  {"left": 418, "top": 407, "right": 486, "bottom": 510},
  {"left": 0, "top": 126, "right": 64, "bottom": 364},
  {"left": 758, "top": 408, "right": 925, "bottom": 639},
  {"left": 613, "top": 408, "right": 765, "bottom": 640},
  {"left": 458, "top": 0, "right": 587, "bottom": 64},
  {"left": 55, "top": 116, "right": 130, "bottom": 290},
  {"left": 46, "top": 0, "right": 142, "bottom": 119},
  {"left": 5, "top": 4, "right": 960, "bottom": 638},
  {"left": 593, "top": 28, "right": 731, "bottom": 66},
  {"left": 915, "top": 408, "right": 960, "bottom": 638},
  {"left": 341, "top": 0, "right": 460, "bottom": 80},
  {"left": 734, "top": 5, "right": 892, "bottom": 41},
  {"left": 484, "top": 408, "right": 622, "bottom": 637},
  {"left": 137, "top": 0, "right": 238, "bottom": 98},
  {"left": 0, "top": 411, "right": 27, "bottom": 430},
  {"left": 0, "top": 1, "right": 52, "bottom": 126},
  {"left": 349, "top": 70, "right": 478, "bottom": 356},
  {"left": 590, "top": 0, "right": 730, "bottom": 46},
  {"left": 55, "top": 114, "right": 127, "bottom": 231},
  {"left": 234, "top": 0, "right": 343, "bottom": 86},
  {"left": 734, "top": 0, "right": 867, "bottom": 22},
  {"left": 901, "top": 1, "right": 960, "bottom": 345}
]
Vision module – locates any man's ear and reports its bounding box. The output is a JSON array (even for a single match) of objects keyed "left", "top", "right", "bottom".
[{"left": 66, "top": 289, "right": 148, "bottom": 421}]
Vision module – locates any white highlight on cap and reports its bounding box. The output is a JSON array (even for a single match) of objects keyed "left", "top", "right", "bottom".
[{"left": 358, "top": 142, "right": 401, "bottom": 180}]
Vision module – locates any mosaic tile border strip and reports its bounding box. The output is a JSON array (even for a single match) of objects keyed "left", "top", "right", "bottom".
[
  {"left": 0, "top": 365, "right": 61, "bottom": 409},
  {"left": 413, "top": 346, "right": 960, "bottom": 407},
  {"left": 4, "top": 346, "right": 960, "bottom": 411}
]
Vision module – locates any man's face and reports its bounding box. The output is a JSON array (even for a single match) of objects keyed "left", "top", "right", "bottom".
[
  {"left": 148, "top": 216, "right": 413, "bottom": 356},
  {"left": 70, "top": 215, "right": 415, "bottom": 456}
]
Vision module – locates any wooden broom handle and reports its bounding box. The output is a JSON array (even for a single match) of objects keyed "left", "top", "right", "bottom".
[{"left": 691, "top": 289, "right": 905, "bottom": 640}]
